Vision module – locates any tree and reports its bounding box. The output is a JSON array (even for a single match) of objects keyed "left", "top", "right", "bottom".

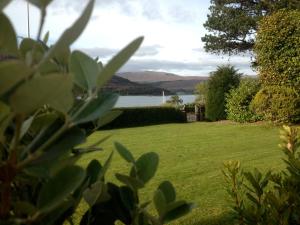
[
  {"left": 195, "top": 82, "right": 208, "bottom": 105},
  {"left": 206, "top": 65, "right": 241, "bottom": 121},
  {"left": 166, "top": 95, "right": 183, "bottom": 106},
  {"left": 254, "top": 9, "right": 300, "bottom": 88},
  {"left": 202, "top": 0, "right": 300, "bottom": 54},
  {"left": 226, "top": 78, "right": 261, "bottom": 122}
]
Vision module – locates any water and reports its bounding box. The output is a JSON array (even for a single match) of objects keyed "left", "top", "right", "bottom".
[{"left": 115, "top": 95, "right": 196, "bottom": 108}]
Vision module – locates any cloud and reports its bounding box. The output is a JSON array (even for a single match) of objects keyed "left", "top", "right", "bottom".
[
  {"left": 168, "top": 5, "right": 197, "bottom": 23},
  {"left": 80, "top": 45, "right": 162, "bottom": 58}
]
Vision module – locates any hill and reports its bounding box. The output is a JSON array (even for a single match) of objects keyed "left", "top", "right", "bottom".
[
  {"left": 103, "top": 76, "right": 173, "bottom": 95},
  {"left": 117, "top": 71, "right": 207, "bottom": 83},
  {"left": 150, "top": 79, "right": 206, "bottom": 94}
]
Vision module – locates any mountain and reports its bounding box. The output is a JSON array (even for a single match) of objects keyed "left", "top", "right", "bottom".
[
  {"left": 150, "top": 79, "right": 206, "bottom": 94},
  {"left": 117, "top": 71, "right": 207, "bottom": 83},
  {"left": 103, "top": 76, "right": 173, "bottom": 95}
]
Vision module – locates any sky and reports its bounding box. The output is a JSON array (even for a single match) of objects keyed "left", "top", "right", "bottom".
[{"left": 4, "top": 0, "right": 256, "bottom": 76}]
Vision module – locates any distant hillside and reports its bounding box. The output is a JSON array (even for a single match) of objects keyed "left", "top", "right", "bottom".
[
  {"left": 103, "top": 76, "right": 173, "bottom": 95},
  {"left": 117, "top": 71, "right": 207, "bottom": 83},
  {"left": 150, "top": 79, "right": 206, "bottom": 94}
]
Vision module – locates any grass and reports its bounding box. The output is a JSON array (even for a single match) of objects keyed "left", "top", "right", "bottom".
[{"left": 78, "top": 122, "right": 283, "bottom": 225}]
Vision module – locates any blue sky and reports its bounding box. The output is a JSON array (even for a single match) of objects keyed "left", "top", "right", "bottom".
[{"left": 5, "top": 0, "right": 255, "bottom": 76}]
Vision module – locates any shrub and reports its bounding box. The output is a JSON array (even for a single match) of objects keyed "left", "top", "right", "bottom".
[
  {"left": 250, "top": 86, "right": 300, "bottom": 123},
  {"left": 102, "top": 106, "right": 187, "bottom": 129},
  {"left": 223, "top": 126, "right": 300, "bottom": 225},
  {"left": 166, "top": 95, "right": 183, "bottom": 106},
  {"left": 226, "top": 78, "right": 261, "bottom": 123},
  {"left": 0, "top": 1, "right": 192, "bottom": 224},
  {"left": 194, "top": 82, "right": 208, "bottom": 105},
  {"left": 206, "top": 65, "right": 241, "bottom": 121},
  {"left": 255, "top": 10, "right": 300, "bottom": 88}
]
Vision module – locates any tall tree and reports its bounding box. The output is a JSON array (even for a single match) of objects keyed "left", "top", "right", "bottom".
[{"left": 202, "top": 0, "right": 300, "bottom": 54}]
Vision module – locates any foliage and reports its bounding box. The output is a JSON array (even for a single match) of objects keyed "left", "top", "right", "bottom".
[
  {"left": 166, "top": 95, "right": 183, "bottom": 107},
  {"left": 226, "top": 78, "right": 261, "bottom": 123},
  {"left": 183, "top": 103, "right": 195, "bottom": 113},
  {"left": 254, "top": 10, "right": 300, "bottom": 88},
  {"left": 194, "top": 82, "right": 208, "bottom": 105},
  {"left": 223, "top": 125, "right": 300, "bottom": 225},
  {"left": 202, "top": 0, "right": 300, "bottom": 54},
  {"left": 0, "top": 1, "right": 192, "bottom": 224},
  {"left": 87, "top": 122, "right": 281, "bottom": 225},
  {"left": 205, "top": 65, "right": 241, "bottom": 121},
  {"left": 100, "top": 106, "right": 187, "bottom": 129},
  {"left": 250, "top": 86, "right": 300, "bottom": 123}
]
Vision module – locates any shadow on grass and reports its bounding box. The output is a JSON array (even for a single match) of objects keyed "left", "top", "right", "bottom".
[{"left": 182, "top": 212, "right": 236, "bottom": 225}]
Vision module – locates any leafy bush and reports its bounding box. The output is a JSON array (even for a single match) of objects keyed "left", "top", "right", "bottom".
[
  {"left": 255, "top": 10, "right": 300, "bottom": 88},
  {"left": 101, "top": 107, "right": 187, "bottom": 129},
  {"left": 194, "top": 82, "right": 208, "bottom": 105},
  {"left": 206, "top": 65, "right": 241, "bottom": 121},
  {"left": 0, "top": 1, "right": 192, "bottom": 224},
  {"left": 250, "top": 86, "right": 300, "bottom": 123},
  {"left": 166, "top": 95, "right": 183, "bottom": 106},
  {"left": 223, "top": 126, "right": 300, "bottom": 225},
  {"left": 226, "top": 78, "right": 261, "bottom": 123}
]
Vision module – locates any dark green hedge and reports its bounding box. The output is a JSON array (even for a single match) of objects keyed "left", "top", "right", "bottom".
[{"left": 101, "top": 106, "right": 187, "bottom": 129}]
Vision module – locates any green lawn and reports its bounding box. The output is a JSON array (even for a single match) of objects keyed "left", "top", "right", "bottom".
[{"left": 78, "top": 122, "right": 283, "bottom": 225}]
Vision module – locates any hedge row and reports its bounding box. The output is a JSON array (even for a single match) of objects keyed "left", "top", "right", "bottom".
[{"left": 101, "top": 106, "right": 187, "bottom": 129}]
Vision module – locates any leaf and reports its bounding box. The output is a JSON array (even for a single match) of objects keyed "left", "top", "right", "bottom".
[
  {"left": 97, "top": 110, "right": 122, "bottom": 128},
  {"left": 99, "top": 151, "right": 113, "bottom": 179},
  {"left": 158, "top": 181, "right": 176, "bottom": 203},
  {"left": 0, "top": 0, "right": 11, "bottom": 11},
  {"left": 10, "top": 73, "right": 73, "bottom": 114},
  {"left": 114, "top": 142, "right": 135, "bottom": 163},
  {"left": 37, "top": 165, "right": 85, "bottom": 213},
  {"left": 163, "top": 201, "right": 194, "bottom": 223},
  {"left": 70, "top": 50, "right": 99, "bottom": 91},
  {"left": 29, "top": 127, "right": 86, "bottom": 165},
  {"left": 26, "top": 0, "right": 53, "bottom": 9},
  {"left": 73, "top": 93, "right": 118, "bottom": 125},
  {"left": 43, "top": 31, "right": 50, "bottom": 44},
  {"left": 38, "top": 0, "right": 95, "bottom": 68},
  {"left": 86, "top": 159, "right": 102, "bottom": 186},
  {"left": 0, "top": 102, "right": 11, "bottom": 143},
  {"left": 131, "top": 152, "right": 159, "bottom": 184},
  {"left": 115, "top": 173, "right": 144, "bottom": 190},
  {"left": 0, "top": 60, "right": 31, "bottom": 96},
  {"left": 119, "top": 186, "right": 135, "bottom": 211},
  {"left": 153, "top": 189, "right": 167, "bottom": 217},
  {"left": 83, "top": 181, "right": 103, "bottom": 207},
  {"left": 97, "top": 36, "right": 144, "bottom": 88},
  {"left": 20, "top": 116, "right": 35, "bottom": 139},
  {"left": 0, "top": 13, "right": 18, "bottom": 56}
]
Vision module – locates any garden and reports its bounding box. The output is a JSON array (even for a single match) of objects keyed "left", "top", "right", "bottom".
[{"left": 1, "top": 0, "right": 300, "bottom": 225}]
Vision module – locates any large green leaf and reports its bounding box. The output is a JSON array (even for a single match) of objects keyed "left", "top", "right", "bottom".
[
  {"left": 38, "top": 0, "right": 95, "bottom": 68},
  {"left": 97, "top": 36, "right": 144, "bottom": 88},
  {"left": 0, "top": 101, "right": 11, "bottom": 143},
  {"left": 37, "top": 165, "right": 85, "bottom": 213},
  {"left": 26, "top": 0, "right": 53, "bottom": 9},
  {"left": 131, "top": 152, "right": 159, "bottom": 184},
  {"left": 0, "top": 60, "right": 32, "bottom": 96},
  {"left": 96, "top": 110, "right": 122, "bottom": 128},
  {"left": 153, "top": 189, "right": 167, "bottom": 217},
  {"left": 115, "top": 173, "right": 144, "bottom": 190},
  {"left": 29, "top": 127, "right": 86, "bottom": 165},
  {"left": 73, "top": 93, "right": 118, "bottom": 125},
  {"left": 114, "top": 142, "right": 135, "bottom": 163},
  {"left": 83, "top": 181, "right": 104, "bottom": 207},
  {"left": 86, "top": 159, "right": 102, "bottom": 186},
  {"left": 0, "top": 13, "right": 18, "bottom": 56},
  {"left": 70, "top": 50, "right": 99, "bottom": 91},
  {"left": 10, "top": 74, "right": 73, "bottom": 114},
  {"left": 163, "top": 201, "right": 194, "bottom": 223},
  {"left": 0, "top": 0, "right": 11, "bottom": 11},
  {"left": 158, "top": 181, "right": 176, "bottom": 203}
]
